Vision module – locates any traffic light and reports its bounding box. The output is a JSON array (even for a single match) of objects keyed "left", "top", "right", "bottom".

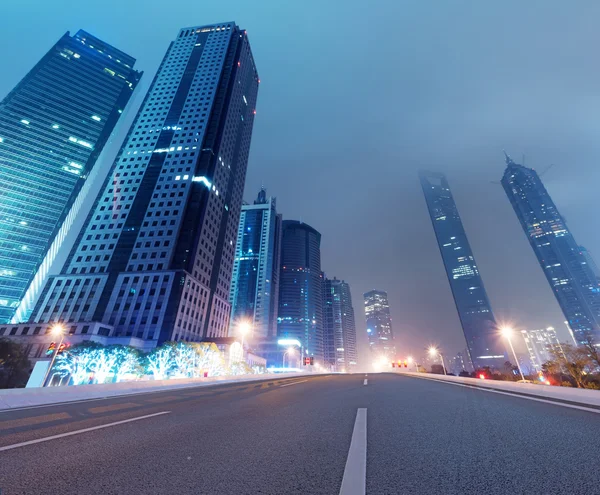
[
  {"left": 404, "top": 360, "right": 408, "bottom": 368},
  {"left": 392, "top": 362, "right": 396, "bottom": 368},
  {"left": 310, "top": 356, "right": 314, "bottom": 366},
  {"left": 57, "top": 343, "right": 67, "bottom": 354},
  {"left": 304, "top": 357, "right": 311, "bottom": 366},
  {"left": 46, "top": 342, "right": 56, "bottom": 356}
]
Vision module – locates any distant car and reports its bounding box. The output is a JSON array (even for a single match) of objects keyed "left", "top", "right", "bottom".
[{"left": 516, "top": 379, "right": 534, "bottom": 384}]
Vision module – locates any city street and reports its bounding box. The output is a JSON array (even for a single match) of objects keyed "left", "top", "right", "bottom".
[{"left": 1, "top": 373, "right": 600, "bottom": 494}]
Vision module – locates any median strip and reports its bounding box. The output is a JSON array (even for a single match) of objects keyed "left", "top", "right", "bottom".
[{"left": 0, "top": 411, "right": 171, "bottom": 452}]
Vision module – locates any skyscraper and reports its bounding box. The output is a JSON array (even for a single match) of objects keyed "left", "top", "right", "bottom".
[
  {"left": 520, "top": 327, "right": 561, "bottom": 372},
  {"left": 278, "top": 221, "right": 323, "bottom": 362},
  {"left": 501, "top": 154, "right": 600, "bottom": 344},
  {"left": 364, "top": 289, "right": 395, "bottom": 361},
  {"left": 323, "top": 277, "right": 358, "bottom": 372},
  {"left": 579, "top": 246, "right": 600, "bottom": 281},
  {"left": 229, "top": 188, "right": 282, "bottom": 340},
  {"left": 3, "top": 22, "right": 259, "bottom": 348},
  {"left": 0, "top": 30, "right": 142, "bottom": 324},
  {"left": 419, "top": 171, "right": 505, "bottom": 369}
]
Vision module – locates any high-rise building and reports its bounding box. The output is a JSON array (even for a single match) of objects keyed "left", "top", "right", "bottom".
[
  {"left": 229, "top": 188, "right": 282, "bottom": 340},
  {"left": 1, "top": 22, "right": 259, "bottom": 349},
  {"left": 520, "top": 327, "right": 562, "bottom": 372},
  {"left": 579, "top": 246, "right": 600, "bottom": 281},
  {"left": 277, "top": 221, "right": 323, "bottom": 362},
  {"left": 501, "top": 154, "right": 600, "bottom": 344},
  {"left": 323, "top": 277, "right": 358, "bottom": 372},
  {"left": 0, "top": 30, "right": 142, "bottom": 324},
  {"left": 364, "top": 289, "right": 395, "bottom": 361},
  {"left": 419, "top": 171, "right": 505, "bottom": 369}
]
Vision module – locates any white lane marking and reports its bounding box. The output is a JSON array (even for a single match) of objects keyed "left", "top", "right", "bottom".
[
  {"left": 0, "top": 411, "right": 171, "bottom": 452},
  {"left": 363, "top": 379, "right": 368, "bottom": 386},
  {"left": 339, "top": 408, "right": 367, "bottom": 495},
  {"left": 279, "top": 380, "right": 309, "bottom": 388},
  {"left": 415, "top": 376, "right": 600, "bottom": 415}
]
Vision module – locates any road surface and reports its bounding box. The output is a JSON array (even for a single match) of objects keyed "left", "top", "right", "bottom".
[{"left": 1, "top": 373, "right": 600, "bottom": 494}]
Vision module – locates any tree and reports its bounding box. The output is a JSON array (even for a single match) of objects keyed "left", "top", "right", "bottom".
[
  {"left": 172, "top": 342, "right": 195, "bottom": 377},
  {"left": 52, "top": 343, "right": 100, "bottom": 385},
  {"left": 0, "top": 338, "right": 31, "bottom": 388},
  {"left": 113, "top": 346, "right": 141, "bottom": 381},
  {"left": 547, "top": 343, "right": 593, "bottom": 388},
  {"left": 581, "top": 333, "right": 600, "bottom": 371},
  {"left": 145, "top": 345, "right": 175, "bottom": 380}
]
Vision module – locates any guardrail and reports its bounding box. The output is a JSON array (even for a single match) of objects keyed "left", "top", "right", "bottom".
[
  {"left": 0, "top": 373, "right": 319, "bottom": 411},
  {"left": 400, "top": 371, "right": 600, "bottom": 408}
]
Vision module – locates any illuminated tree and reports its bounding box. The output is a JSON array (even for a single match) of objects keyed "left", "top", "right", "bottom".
[
  {"left": 145, "top": 345, "right": 175, "bottom": 380},
  {"left": 173, "top": 342, "right": 195, "bottom": 377},
  {"left": 112, "top": 346, "right": 141, "bottom": 382},
  {"left": 52, "top": 343, "right": 100, "bottom": 385}
]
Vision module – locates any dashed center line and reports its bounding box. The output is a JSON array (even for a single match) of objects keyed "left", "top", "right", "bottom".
[
  {"left": 363, "top": 379, "right": 368, "bottom": 386},
  {"left": 339, "top": 408, "right": 367, "bottom": 495}
]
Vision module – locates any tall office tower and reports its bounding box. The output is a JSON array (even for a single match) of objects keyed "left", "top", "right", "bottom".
[
  {"left": 323, "top": 277, "right": 358, "bottom": 372},
  {"left": 579, "top": 246, "right": 600, "bottom": 281},
  {"left": 364, "top": 289, "right": 395, "bottom": 361},
  {"left": 229, "top": 188, "right": 282, "bottom": 340},
  {"left": 502, "top": 154, "right": 600, "bottom": 344},
  {"left": 0, "top": 30, "right": 141, "bottom": 324},
  {"left": 278, "top": 221, "right": 324, "bottom": 362},
  {"left": 419, "top": 171, "right": 505, "bottom": 369},
  {"left": 18, "top": 22, "right": 259, "bottom": 347},
  {"left": 520, "top": 327, "right": 561, "bottom": 372}
]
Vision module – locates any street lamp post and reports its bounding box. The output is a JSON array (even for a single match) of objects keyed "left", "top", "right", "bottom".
[
  {"left": 238, "top": 321, "right": 252, "bottom": 362},
  {"left": 283, "top": 347, "right": 296, "bottom": 368},
  {"left": 501, "top": 327, "right": 525, "bottom": 381},
  {"left": 428, "top": 346, "right": 447, "bottom": 375},
  {"left": 408, "top": 356, "right": 417, "bottom": 372},
  {"left": 42, "top": 324, "right": 65, "bottom": 387}
]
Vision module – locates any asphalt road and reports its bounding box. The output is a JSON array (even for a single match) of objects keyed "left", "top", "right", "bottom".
[{"left": 1, "top": 373, "right": 600, "bottom": 494}]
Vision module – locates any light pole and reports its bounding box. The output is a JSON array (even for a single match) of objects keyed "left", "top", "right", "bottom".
[
  {"left": 42, "top": 324, "right": 65, "bottom": 387},
  {"left": 428, "top": 346, "right": 447, "bottom": 375},
  {"left": 501, "top": 327, "right": 525, "bottom": 381},
  {"left": 407, "top": 356, "right": 417, "bottom": 372},
  {"left": 283, "top": 347, "right": 296, "bottom": 368},
  {"left": 238, "top": 321, "right": 251, "bottom": 361}
]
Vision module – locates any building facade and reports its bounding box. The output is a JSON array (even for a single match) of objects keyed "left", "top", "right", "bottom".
[
  {"left": 419, "top": 171, "right": 505, "bottom": 369},
  {"left": 277, "top": 221, "right": 323, "bottom": 363},
  {"left": 0, "top": 30, "right": 142, "bottom": 324},
  {"left": 2, "top": 22, "right": 259, "bottom": 351},
  {"left": 364, "top": 289, "right": 395, "bottom": 361},
  {"left": 229, "top": 188, "right": 282, "bottom": 340},
  {"left": 520, "top": 327, "right": 561, "bottom": 372},
  {"left": 501, "top": 154, "right": 600, "bottom": 344},
  {"left": 323, "top": 277, "right": 358, "bottom": 372}
]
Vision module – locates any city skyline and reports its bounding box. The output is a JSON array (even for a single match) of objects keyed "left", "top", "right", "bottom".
[{"left": 2, "top": 1, "right": 600, "bottom": 359}]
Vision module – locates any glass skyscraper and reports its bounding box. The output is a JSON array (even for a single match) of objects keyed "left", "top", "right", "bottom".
[
  {"left": 278, "top": 221, "right": 324, "bottom": 362},
  {"left": 520, "top": 327, "right": 561, "bottom": 372},
  {"left": 323, "top": 277, "right": 358, "bottom": 372},
  {"left": 229, "top": 188, "right": 282, "bottom": 340},
  {"left": 1, "top": 22, "right": 259, "bottom": 349},
  {"left": 363, "top": 289, "right": 395, "bottom": 361},
  {"left": 0, "top": 30, "right": 141, "bottom": 324},
  {"left": 420, "top": 171, "right": 505, "bottom": 369},
  {"left": 502, "top": 154, "right": 600, "bottom": 344}
]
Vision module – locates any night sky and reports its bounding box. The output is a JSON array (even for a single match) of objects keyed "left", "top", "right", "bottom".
[{"left": 3, "top": 1, "right": 600, "bottom": 363}]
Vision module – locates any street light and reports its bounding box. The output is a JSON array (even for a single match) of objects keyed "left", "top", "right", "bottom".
[
  {"left": 238, "top": 321, "right": 251, "bottom": 355},
  {"left": 407, "top": 356, "right": 417, "bottom": 372},
  {"left": 501, "top": 326, "right": 525, "bottom": 382},
  {"left": 42, "top": 324, "right": 65, "bottom": 387},
  {"left": 283, "top": 347, "right": 296, "bottom": 368},
  {"left": 428, "top": 346, "right": 447, "bottom": 375}
]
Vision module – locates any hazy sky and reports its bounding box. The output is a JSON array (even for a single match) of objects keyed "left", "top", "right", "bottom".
[{"left": 3, "top": 0, "right": 600, "bottom": 361}]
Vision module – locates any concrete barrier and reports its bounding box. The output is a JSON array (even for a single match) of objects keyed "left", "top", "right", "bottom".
[
  {"left": 0, "top": 373, "right": 320, "bottom": 411},
  {"left": 400, "top": 371, "right": 600, "bottom": 408}
]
